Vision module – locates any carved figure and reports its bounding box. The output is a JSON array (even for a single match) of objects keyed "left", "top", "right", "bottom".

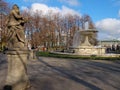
[{"left": 6, "top": 4, "right": 27, "bottom": 49}]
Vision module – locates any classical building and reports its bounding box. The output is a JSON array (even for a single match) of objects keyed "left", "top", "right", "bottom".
[
  {"left": 98, "top": 40, "right": 120, "bottom": 53},
  {"left": 98, "top": 40, "right": 120, "bottom": 47}
]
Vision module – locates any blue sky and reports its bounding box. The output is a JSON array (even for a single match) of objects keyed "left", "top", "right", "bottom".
[{"left": 5, "top": 0, "right": 120, "bottom": 40}]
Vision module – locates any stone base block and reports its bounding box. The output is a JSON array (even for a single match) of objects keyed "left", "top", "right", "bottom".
[{"left": 4, "top": 50, "right": 30, "bottom": 90}]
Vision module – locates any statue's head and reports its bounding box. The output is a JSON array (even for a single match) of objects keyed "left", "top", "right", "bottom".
[
  {"left": 12, "top": 4, "right": 19, "bottom": 10},
  {"left": 12, "top": 4, "right": 20, "bottom": 13}
]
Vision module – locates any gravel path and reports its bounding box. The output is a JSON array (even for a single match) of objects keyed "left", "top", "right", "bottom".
[{"left": 0, "top": 53, "right": 120, "bottom": 90}]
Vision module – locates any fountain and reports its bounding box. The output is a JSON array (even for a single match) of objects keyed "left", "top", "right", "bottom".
[{"left": 71, "top": 29, "right": 106, "bottom": 55}]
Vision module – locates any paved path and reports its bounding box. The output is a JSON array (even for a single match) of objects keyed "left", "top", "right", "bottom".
[{"left": 0, "top": 53, "right": 120, "bottom": 90}]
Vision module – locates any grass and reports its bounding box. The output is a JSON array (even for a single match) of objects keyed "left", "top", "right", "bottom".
[{"left": 36, "top": 51, "right": 120, "bottom": 60}]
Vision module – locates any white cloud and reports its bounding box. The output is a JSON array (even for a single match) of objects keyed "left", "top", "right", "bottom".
[
  {"left": 58, "top": 0, "right": 80, "bottom": 6},
  {"left": 22, "top": 3, "right": 80, "bottom": 16},
  {"left": 98, "top": 32, "right": 117, "bottom": 40},
  {"left": 96, "top": 18, "right": 120, "bottom": 40},
  {"left": 61, "top": 6, "right": 80, "bottom": 16}
]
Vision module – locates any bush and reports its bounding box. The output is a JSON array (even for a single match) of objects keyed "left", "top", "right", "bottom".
[{"left": 36, "top": 51, "right": 120, "bottom": 60}]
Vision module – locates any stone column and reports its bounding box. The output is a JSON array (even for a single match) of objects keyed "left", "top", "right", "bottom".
[{"left": 4, "top": 50, "right": 30, "bottom": 90}]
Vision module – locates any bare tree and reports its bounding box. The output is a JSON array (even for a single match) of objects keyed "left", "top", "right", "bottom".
[
  {"left": 22, "top": 8, "right": 95, "bottom": 50},
  {"left": 0, "top": 0, "right": 10, "bottom": 49}
]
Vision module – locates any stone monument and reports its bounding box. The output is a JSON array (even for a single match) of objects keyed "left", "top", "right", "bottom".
[{"left": 4, "top": 4, "right": 30, "bottom": 90}]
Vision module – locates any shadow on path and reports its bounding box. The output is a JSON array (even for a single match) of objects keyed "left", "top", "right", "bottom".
[{"left": 39, "top": 58, "right": 101, "bottom": 90}]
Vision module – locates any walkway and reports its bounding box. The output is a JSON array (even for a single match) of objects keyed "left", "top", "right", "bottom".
[{"left": 0, "top": 53, "right": 120, "bottom": 90}]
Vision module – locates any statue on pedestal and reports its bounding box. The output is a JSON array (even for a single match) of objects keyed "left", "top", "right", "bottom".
[{"left": 4, "top": 4, "right": 30, "bottom": 90}]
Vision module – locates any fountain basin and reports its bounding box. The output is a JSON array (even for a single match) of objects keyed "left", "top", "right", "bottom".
[{"left": 70, "top": 46, "right": 106, "bottom": 55}]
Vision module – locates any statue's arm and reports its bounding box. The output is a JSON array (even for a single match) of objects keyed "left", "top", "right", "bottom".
[
  {"left": 12, "top": 10, "right": 22, "bottom": 19},
  {"left": 11, "top": 10, "right": 28, "bottom": 24}
]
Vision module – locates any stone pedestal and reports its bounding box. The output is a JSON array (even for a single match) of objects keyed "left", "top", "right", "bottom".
[{"left": 5, "top": 50, "right": 30, "bottom": 90}]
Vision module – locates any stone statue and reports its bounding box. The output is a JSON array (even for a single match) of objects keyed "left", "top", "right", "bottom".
[
  {"left": 6, "top": 4, "right": 27, "bottom": 50},
  {"left": 4, "top": 4, "right": 30, "bottom": 90}
]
